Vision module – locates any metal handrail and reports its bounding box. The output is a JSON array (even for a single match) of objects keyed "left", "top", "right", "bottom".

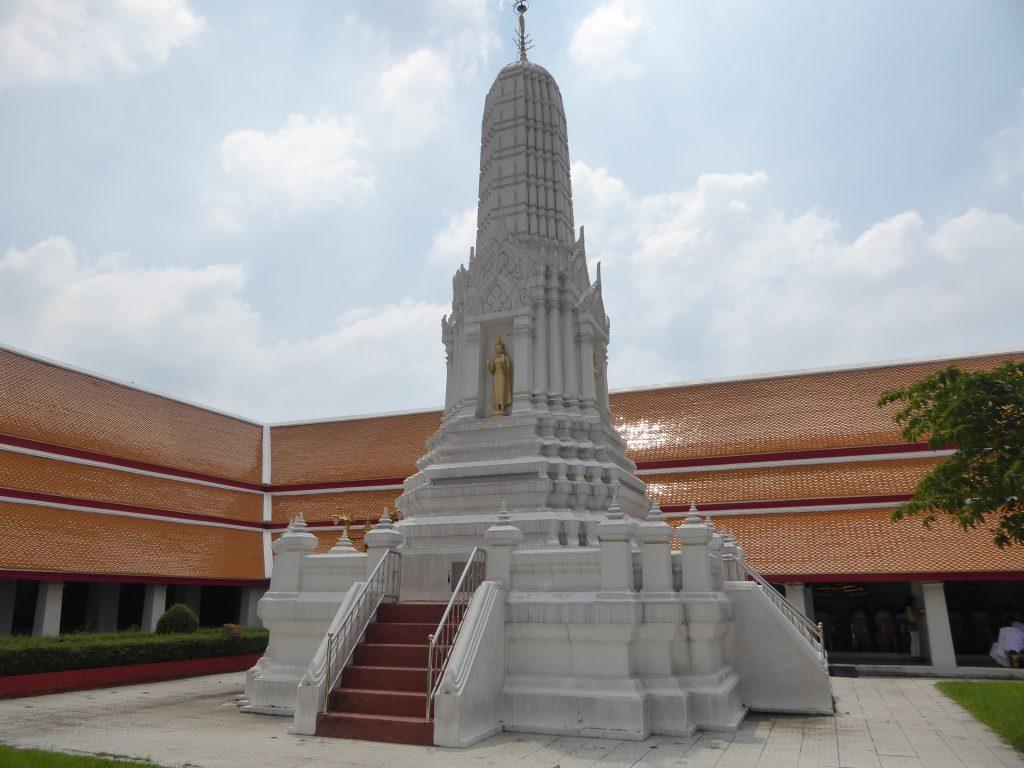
[
  {"left": 737, "top": 559, "right": 826, "bottom": 660},
  {"left": 317, "top": 550, "right": 402, "bottom": 713},
  {"left": 425, "top": 547, "right": 487, "bottom": 719}
]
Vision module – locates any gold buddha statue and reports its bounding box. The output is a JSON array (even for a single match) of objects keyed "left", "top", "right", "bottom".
[{"left": 487, "top": 337, "right": 512, "bottom": 417}]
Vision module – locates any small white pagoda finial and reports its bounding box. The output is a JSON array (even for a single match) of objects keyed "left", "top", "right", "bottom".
[
  {"left": 607, "top": 482, "right": 623, "bottom": 520},
  {"left": 497, "top": 500, "right": 512, "bottom": 522},
  {"left": 287, "top": 514, "right": 307, "bottom": 531}
]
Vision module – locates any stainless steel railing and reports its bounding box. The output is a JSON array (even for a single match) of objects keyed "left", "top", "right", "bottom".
[
  {"left": 320, "top": 550, "right": 402, "bottom": 713},
  {"left": 425, "top": 547, "right": 487, "bottom": 719},
  {"left": 737, "top": 559, "right": 826, "bottom": 660}
]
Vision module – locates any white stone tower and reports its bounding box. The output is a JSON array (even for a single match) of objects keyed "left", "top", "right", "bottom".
[{"left": 395, "top": 23, "right": 650, "bottom": 584}]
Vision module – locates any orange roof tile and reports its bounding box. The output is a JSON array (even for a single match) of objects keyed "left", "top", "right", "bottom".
[
  {"left": 271, "top": 489, "right": 402, "bottom": 524},
  {"left": 0, "top": 450, "right": 262, "bottom": 522},
  {"left": 0, "top": 501, "right": 264, "bottom": 580},
  {"left": 270, "top": 412, "right": 440, "bottom": 485},
  {"left": 0, "top": 348, "right": 263, "bottom": 483},
  {"left": 267, "top": 353, "right": 1021, "bottom": 485},
  {"left": 612, "top": 353, "right": 1021, "bottom": 465},
  {"left": 646, "top": 457, "right": 939, "bottom": 509},
  {"left": 670, "top": 509, "right": 1024, "bottom": 577}
]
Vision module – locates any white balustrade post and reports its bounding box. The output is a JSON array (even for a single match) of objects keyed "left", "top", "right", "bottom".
[
  {"left": 484, "top": 507, "right": 523, "bottom": 589},
  {"left": 364, "top": 507, "right": 405, "bottom": 573},
  {"left": 268, "top": 516, "right": 318, "bottom": 594},
  {"left": 677, "top": 511, "right": 713, "bottom": 593},
  {"left": 637, "top": 521, "right": 674, "bottom": 596},
  {"left": 596, "top": 491, "right": 634, "bottom": 596}
]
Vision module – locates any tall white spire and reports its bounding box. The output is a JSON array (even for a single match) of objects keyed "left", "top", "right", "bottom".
[{"left": 476, "top": 8, "right": 574, "bottom": 249}]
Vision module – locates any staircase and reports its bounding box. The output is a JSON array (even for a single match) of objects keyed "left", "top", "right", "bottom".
[{"left": 315, "top": 602, "right": 446, "bottom": 745}]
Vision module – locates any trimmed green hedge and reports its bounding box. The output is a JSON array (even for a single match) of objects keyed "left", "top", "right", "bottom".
[{"left": 0, "top": 628, "right": 267, "bottom": 677}]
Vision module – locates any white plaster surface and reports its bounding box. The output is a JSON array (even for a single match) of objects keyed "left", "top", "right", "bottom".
[{"left": 1, "top": 673, "right": 1022, "bottom": 768}]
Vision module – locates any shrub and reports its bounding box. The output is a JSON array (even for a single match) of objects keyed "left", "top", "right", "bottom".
[
  {"left": 155, "top": 603, "right": 199, "bottom": 635},
  {"left": 0, "top": 627, "right": 268, "bottom": 676}
]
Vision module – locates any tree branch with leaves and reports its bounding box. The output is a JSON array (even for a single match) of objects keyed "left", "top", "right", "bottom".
[{"left": 878, "top": 360, "right": 1024, "bottom": 548}]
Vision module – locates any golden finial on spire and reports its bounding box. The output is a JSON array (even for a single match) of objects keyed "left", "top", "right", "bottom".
[{"left": 515, "top": 2, "right": 532, "bottom": 62}]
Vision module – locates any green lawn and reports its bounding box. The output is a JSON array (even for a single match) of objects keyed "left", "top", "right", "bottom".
[
  {"left": 0, "top": 744, "right": 181, "bottom": 767},
  {"left": 936, "top": 680, "right": 1024, "bottom": 753}
]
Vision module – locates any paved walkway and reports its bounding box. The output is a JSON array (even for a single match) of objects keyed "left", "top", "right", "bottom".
[{"left": 0, "top": 673, "right": 1020, "bottom": 768}]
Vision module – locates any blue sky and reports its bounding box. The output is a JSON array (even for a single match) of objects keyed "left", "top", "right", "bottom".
[{"left": 1, "top": 0, "right": 1022, "bottom": 422}]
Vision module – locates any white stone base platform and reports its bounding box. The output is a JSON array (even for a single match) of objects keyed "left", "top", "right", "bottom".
[{"left": 1, "top": 672, "right": 1021, "bottom": 768}]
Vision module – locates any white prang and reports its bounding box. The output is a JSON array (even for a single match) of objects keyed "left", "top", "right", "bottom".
[
  {"left": 244, "top": 52, "right": 834, "bottom": 743},
  {"left": 395, "top": 59, "right": 648, "bottom": 599}
]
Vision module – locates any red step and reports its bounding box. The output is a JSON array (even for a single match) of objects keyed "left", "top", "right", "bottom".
[
  {"left": 376, "top": 602, "right": 447, "bottom": 624},
  {"left": 317, "top": 602, "right": 446, "bottom": 745},
  {"left": 365, "top": 622, "right": 435, "bottom": 645},
  {"left": 354, "top": 643, "right": 428, "bottom": 667},
  {"left": 341, "top": 664, "right": 428, "bottom": 692},
  {"left": 329, "top": 687, "right": 427, "bottom": 718},
  {"left": 316, "top": 711, "right": 433, "bottom": 746}
]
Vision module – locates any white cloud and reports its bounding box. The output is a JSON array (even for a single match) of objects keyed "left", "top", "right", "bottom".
[
  {"left": 204, "top": 113, "right": 374, "bottom": 233},
  {"left": 0, "top": 0, "right": 205, "bottom": 88},
  {"left": 571, "top": 162, "right": 1024, "bottom": 387},
  {"left": 990, "top": 89, "right": 1024, "bottom": 187},
  {"left": 379, "top": 48, "right": 456, "bottom": 148},
  {"left": 0, "top": 237, "right": 447, "bottom": 421},
  {"left": 569, "top": 0, "right": 649, "bottom": 80},
  {"left": 428, "top": 207, "right": 476, "bottom": 268}
]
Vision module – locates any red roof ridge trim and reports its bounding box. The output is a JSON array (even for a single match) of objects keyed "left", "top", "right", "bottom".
[
  {"left": 661, "top": 493, "right": 911, "bottom": 515},
  {"left": 0, "top": 433, "right": 264, "bottom": 493},
  {"left": 0, "top": 488, "right": 267, "bottom": 531}
]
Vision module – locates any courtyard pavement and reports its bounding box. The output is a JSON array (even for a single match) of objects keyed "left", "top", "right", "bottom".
[{"left": 0, "top": 673, "right": 1020, "bottom": 768}]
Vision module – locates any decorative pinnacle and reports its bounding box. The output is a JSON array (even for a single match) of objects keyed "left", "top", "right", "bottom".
[{"left": 515, "top": 1, "right": 533, "bottom": 62}]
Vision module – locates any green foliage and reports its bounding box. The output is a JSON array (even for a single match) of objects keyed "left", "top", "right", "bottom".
[
  {"left": 0, "top": 743, "right": 171, "bottom": 768},
  {"left": 0, "top": 628, "right": 267, "bottom": 677},
  {"left": 937, "top": 680, "right": 1024, "bottom": 753},
  {"left": 878, "top": 361, "right": 1024, "bottom": 547},
  {"left": 154, "top": 603, "right": 199, "bottom": 635}
]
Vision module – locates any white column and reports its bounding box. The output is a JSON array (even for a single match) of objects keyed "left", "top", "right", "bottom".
[
  {"left": 577, "top": 326, "right": 596, "bottom": 413},
  {"left": 86, "top": 583, "right": 120, "bottom": 632},
  {"left": 546, "top": 282, "right": 563, "bottom": 406},
  {"left": 178, "top": 585, "right": 202, "bottom": 617},
  {"left": 141, "top": 585, "right": 168, "bottom": 633},
  {"left": 784, "top": 583, "right": 809, "bottom": 618},
  {"left": 461, "top": 325, "right": 481, "bottom": 417},
  {"left": 511, "top": 313, "right": 533, "bottom": 413},
  {"left": 532, "top": 296, "right": 547, "bottom": 398},
  {"left": 0, "top": 581, "right": 16, "bottom": 635},
  {"left": 921, "top": 581, "right": 957, "bottom": 673},
  {"left": 32, "top": 581, "right": 64, "bottom": 637},
  {"left": 238, "top": 587, "right": 264, "bottom": 628},
  {"left": 561, "top": 301, "right": 578, "bottom": 410},
  {"left": 443, "top": 348, "right": 455, "bottom": 412}
]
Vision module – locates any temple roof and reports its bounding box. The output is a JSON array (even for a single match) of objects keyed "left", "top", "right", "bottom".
[{"left": 1, "top": 346, "right": 1022, "bottom": 582}]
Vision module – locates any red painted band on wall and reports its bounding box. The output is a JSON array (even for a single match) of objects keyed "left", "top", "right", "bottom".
[
  {"left": 1, "top": 431, "right": 950, "bottom": 495},
  {"left": 634, "top": 442, "right": 940, "bottom": 472},
  {"left": 0, "top": 653, "right": 262, "bottom": 700},
  {"left": 0, "top": 486, "right": 268, "bottom": 529},
  {"left": 0, "top": 570, "right": 269, "bottom": 587},
  {"left": 660, "top": 493, "right": 913, "bottom": 514},
  {"left": 0, "top": 433, "right": 264, "bottom": 492},
  {"left": 763, "top": 571, "right": 1024, "bottom": 584}
]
